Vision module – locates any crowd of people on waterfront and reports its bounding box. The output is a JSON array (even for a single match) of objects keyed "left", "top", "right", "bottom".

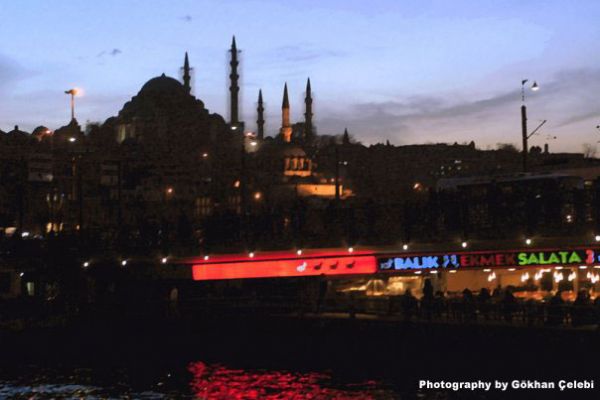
[{"left": 363, "top": 281, "right": 600, "bottom": 327}]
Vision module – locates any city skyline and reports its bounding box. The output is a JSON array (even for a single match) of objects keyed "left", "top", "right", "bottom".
[{"left": 1, "top": 0, "right": 600, "bottom": 152}]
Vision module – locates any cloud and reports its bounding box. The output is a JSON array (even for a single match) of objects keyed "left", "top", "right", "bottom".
[
  {"left": 97, "top": 48, "right": 123, "bottom": 57},
  {"left": 0, "top": 54, "right": 26, "bottom": 89},
  {"left": 555, "top": 110, "right": 600, "bottom": 128},
  {"left": 313, "top": 68, "right": 600, "bottom": 147},
  {"left": 264, "top": 44, "right": 346, "bottom": 64}
]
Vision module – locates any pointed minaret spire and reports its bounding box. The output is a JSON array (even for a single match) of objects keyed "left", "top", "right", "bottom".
[
  {"left": 342, "top": 128, "right": 350, "bottom": 145},
  {"left": 304, "top": 78, "right": 313, "bottom": 143},
  {"left": 257, "top": 89, "right": 265, "bottom": 140},
  {"left": 280, "top": 83, "right": 292, "bottom": 143},
  {"left": 282, "top": 82, "right": 289, "bottom": 108},
  {"left": 229, "top": 35, "right": 240, "bottom": 125},
  {"left": 182, "top": 52, "right": 191, "bottom": 94}
]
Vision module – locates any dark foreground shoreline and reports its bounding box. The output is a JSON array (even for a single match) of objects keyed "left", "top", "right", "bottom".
[{"left": 1, "top": 314, "right": 599, "bottom": 399}]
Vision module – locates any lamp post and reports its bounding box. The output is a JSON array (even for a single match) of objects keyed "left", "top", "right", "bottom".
[
  {"left": 520, "top": 80, "right": 542, "bottom": 172},
  {"left": 64, "top": 88, "right": 79, "bottom": 121}
]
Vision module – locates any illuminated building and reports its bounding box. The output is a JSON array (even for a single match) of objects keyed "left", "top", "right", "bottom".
[
  {"left": 173, "top": 243, "right": 600, "bottom": 303},
  {"left": 1, "top": 36, "right": 599, "bottom": 250}
]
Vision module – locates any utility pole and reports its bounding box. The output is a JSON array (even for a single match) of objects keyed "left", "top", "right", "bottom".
[
  {"left": 65, "top": 89, "right": 78, "bottom": 121},
  {"left": 77, "top": 156, "right": 83, "bottom": 235},
  {"left": 240, "top": 140, "right": 247, "bottom": 247},
  {"left": 520, "top": 79, "right": 540, "bottom": 172},
  {"left": 334, "top": 145, "right": 340, "bottom": 204},
  {"left": 117, "top": 160, "right": 122, "bottom": 228},
  {"left": 521, "top": 103, "right": 528, "bottom": 172}
]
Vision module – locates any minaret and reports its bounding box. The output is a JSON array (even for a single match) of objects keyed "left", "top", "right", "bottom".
[
  {"left": 280, "top": 83, "right": 292, "bottom": 143},
  {"left": 304, "top": 78, "right": 313, "bottom": 143},
  {"left": 342, "top": 128, "right": 350, "bottom": 145},
  {"left": 182, "top": 52, "right": 191, "bottom": 94},
  {"left": 257, "top": 89, "right": 265, "bottom": 140},
  {"left": 229, "top": 36, "right": 240, "bottom": 126}
]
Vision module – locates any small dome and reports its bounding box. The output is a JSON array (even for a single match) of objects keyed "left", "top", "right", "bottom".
[
  {"left": 281, "top": 144, "right": 306, "bottom": 157},
  {"left": 32, "top": 125, "right": 51, "bottom": 135},
  {"left": 260, "top": 141, "right": 307, "bottom": 158},
  {"left": 7, "top": 125, "right": 29, "bottom": 137},
  {"left": 139, "top": 73, "right": 185, "bottom": 94}
]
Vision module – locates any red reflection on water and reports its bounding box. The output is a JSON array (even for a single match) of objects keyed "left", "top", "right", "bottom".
[{"left": 188, "top": 362, "right": 376, "bottom": 399}]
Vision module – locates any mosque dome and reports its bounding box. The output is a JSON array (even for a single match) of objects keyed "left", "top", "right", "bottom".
[
  {"left": 280, "top": 144, "right": 307, "bottom": 157},
  {"left": 4, "top": 125, "right": 30, "bottom": 145},
  {"left": 7, "top": 125, "right": 29, "bottom": 137},
  {"left": 32, "top": 125, "right": 52, "bottom": 141},
  {"left": 139, "top": 73, "right": 186, "bottom": 95},
  {"left": 113, "top": 71, "right": 228, "bottom": 150},
  {"left": 260, "top": 141, "right": 306, "bottom": 158}
]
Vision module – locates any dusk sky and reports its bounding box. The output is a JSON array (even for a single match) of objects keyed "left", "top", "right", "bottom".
[{"left": 1, "top": 0, "right": 599, "bottom": 152}]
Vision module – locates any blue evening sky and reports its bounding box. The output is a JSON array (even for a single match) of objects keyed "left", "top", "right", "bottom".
[{"left": 1, "top": 0, "right": 599, "bottom": 151}]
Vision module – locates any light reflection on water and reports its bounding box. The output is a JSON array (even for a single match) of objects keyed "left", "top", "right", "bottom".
[
  {"left": 0, "top": 363, "right": 398, "bottom": 399},
  {"left": 188, "top": 361, "right": 394, "bottom": 399}
]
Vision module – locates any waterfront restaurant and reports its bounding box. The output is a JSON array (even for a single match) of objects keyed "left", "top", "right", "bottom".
[
  {"left": 373, "top": 246, "right": 600, "bottom": 301},
  {"left": 186, "top": 245, "right": 600, "bottom": 302}
]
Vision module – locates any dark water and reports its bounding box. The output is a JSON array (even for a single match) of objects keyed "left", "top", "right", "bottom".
[
  {"left": 2, "top": 315, "right": 597, "bottom": 399},
  {"left": 0, "top": 362, "right": 400, "bottom": 399}
]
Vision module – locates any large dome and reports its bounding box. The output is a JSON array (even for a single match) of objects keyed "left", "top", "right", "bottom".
[{"left": 139, "top": 73, "right": 186, "bottom": 94}]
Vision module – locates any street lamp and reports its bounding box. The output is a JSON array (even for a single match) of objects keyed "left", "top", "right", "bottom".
[
  {"left": 64, "top": 88, "right": 79, "bottom": 121},
  {"left": 520, "top": 80, "right": 545, "bottom": 172}
]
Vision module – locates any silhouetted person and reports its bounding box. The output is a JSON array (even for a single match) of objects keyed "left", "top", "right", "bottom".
[
  {"left": 168, "top": 286, "right": 180, "bottom": 319},
  {"left": 477, "top": 288, "right": 491, "bottom": 320},
  {"left": 547, "top": 290, "right": 565, "bottom": 326},
  {"left": 387, "top": 292, "right": 400, "bottom": 316},
  {"left": 572, "top": 290, "right": 591, "bottom": 327},
  {"left": 492, "top": 284, "right": 503, "bottom": 299},
  {"left": 316, "top": 274, "right": 328, "bottom": 314},
  {"left": 462, "top": 288, "right": 476, "bottom": 321},
  {"left": 421, "top": 279, "right": 434, "bottom": 320},
  {"left": 348, "top": 291, "right": 357, "bottom": 319},
  {"left": 433, "top": 290, "right": 446, "bottom": 319},
  {"left": 401, "top": 289, "right": 417, "bottom": 321},
  {"left": 594, "top": 296, "right": 600, "bottom": 326},
  {"left": 502, "top": 287, "right": 516, "bottom": 323}
]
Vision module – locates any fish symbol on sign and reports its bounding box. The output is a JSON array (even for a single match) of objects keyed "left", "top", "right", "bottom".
[
  {"left": 447, "top": 255, "right": 458, "bottom": 268},
  {"left": 296, "top": 262, "right": 307, "bottom": 272}
]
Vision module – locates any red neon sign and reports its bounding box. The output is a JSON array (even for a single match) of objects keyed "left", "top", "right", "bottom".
[{"left": 192, "top": 251, "right": 377, "bottom": 281}]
